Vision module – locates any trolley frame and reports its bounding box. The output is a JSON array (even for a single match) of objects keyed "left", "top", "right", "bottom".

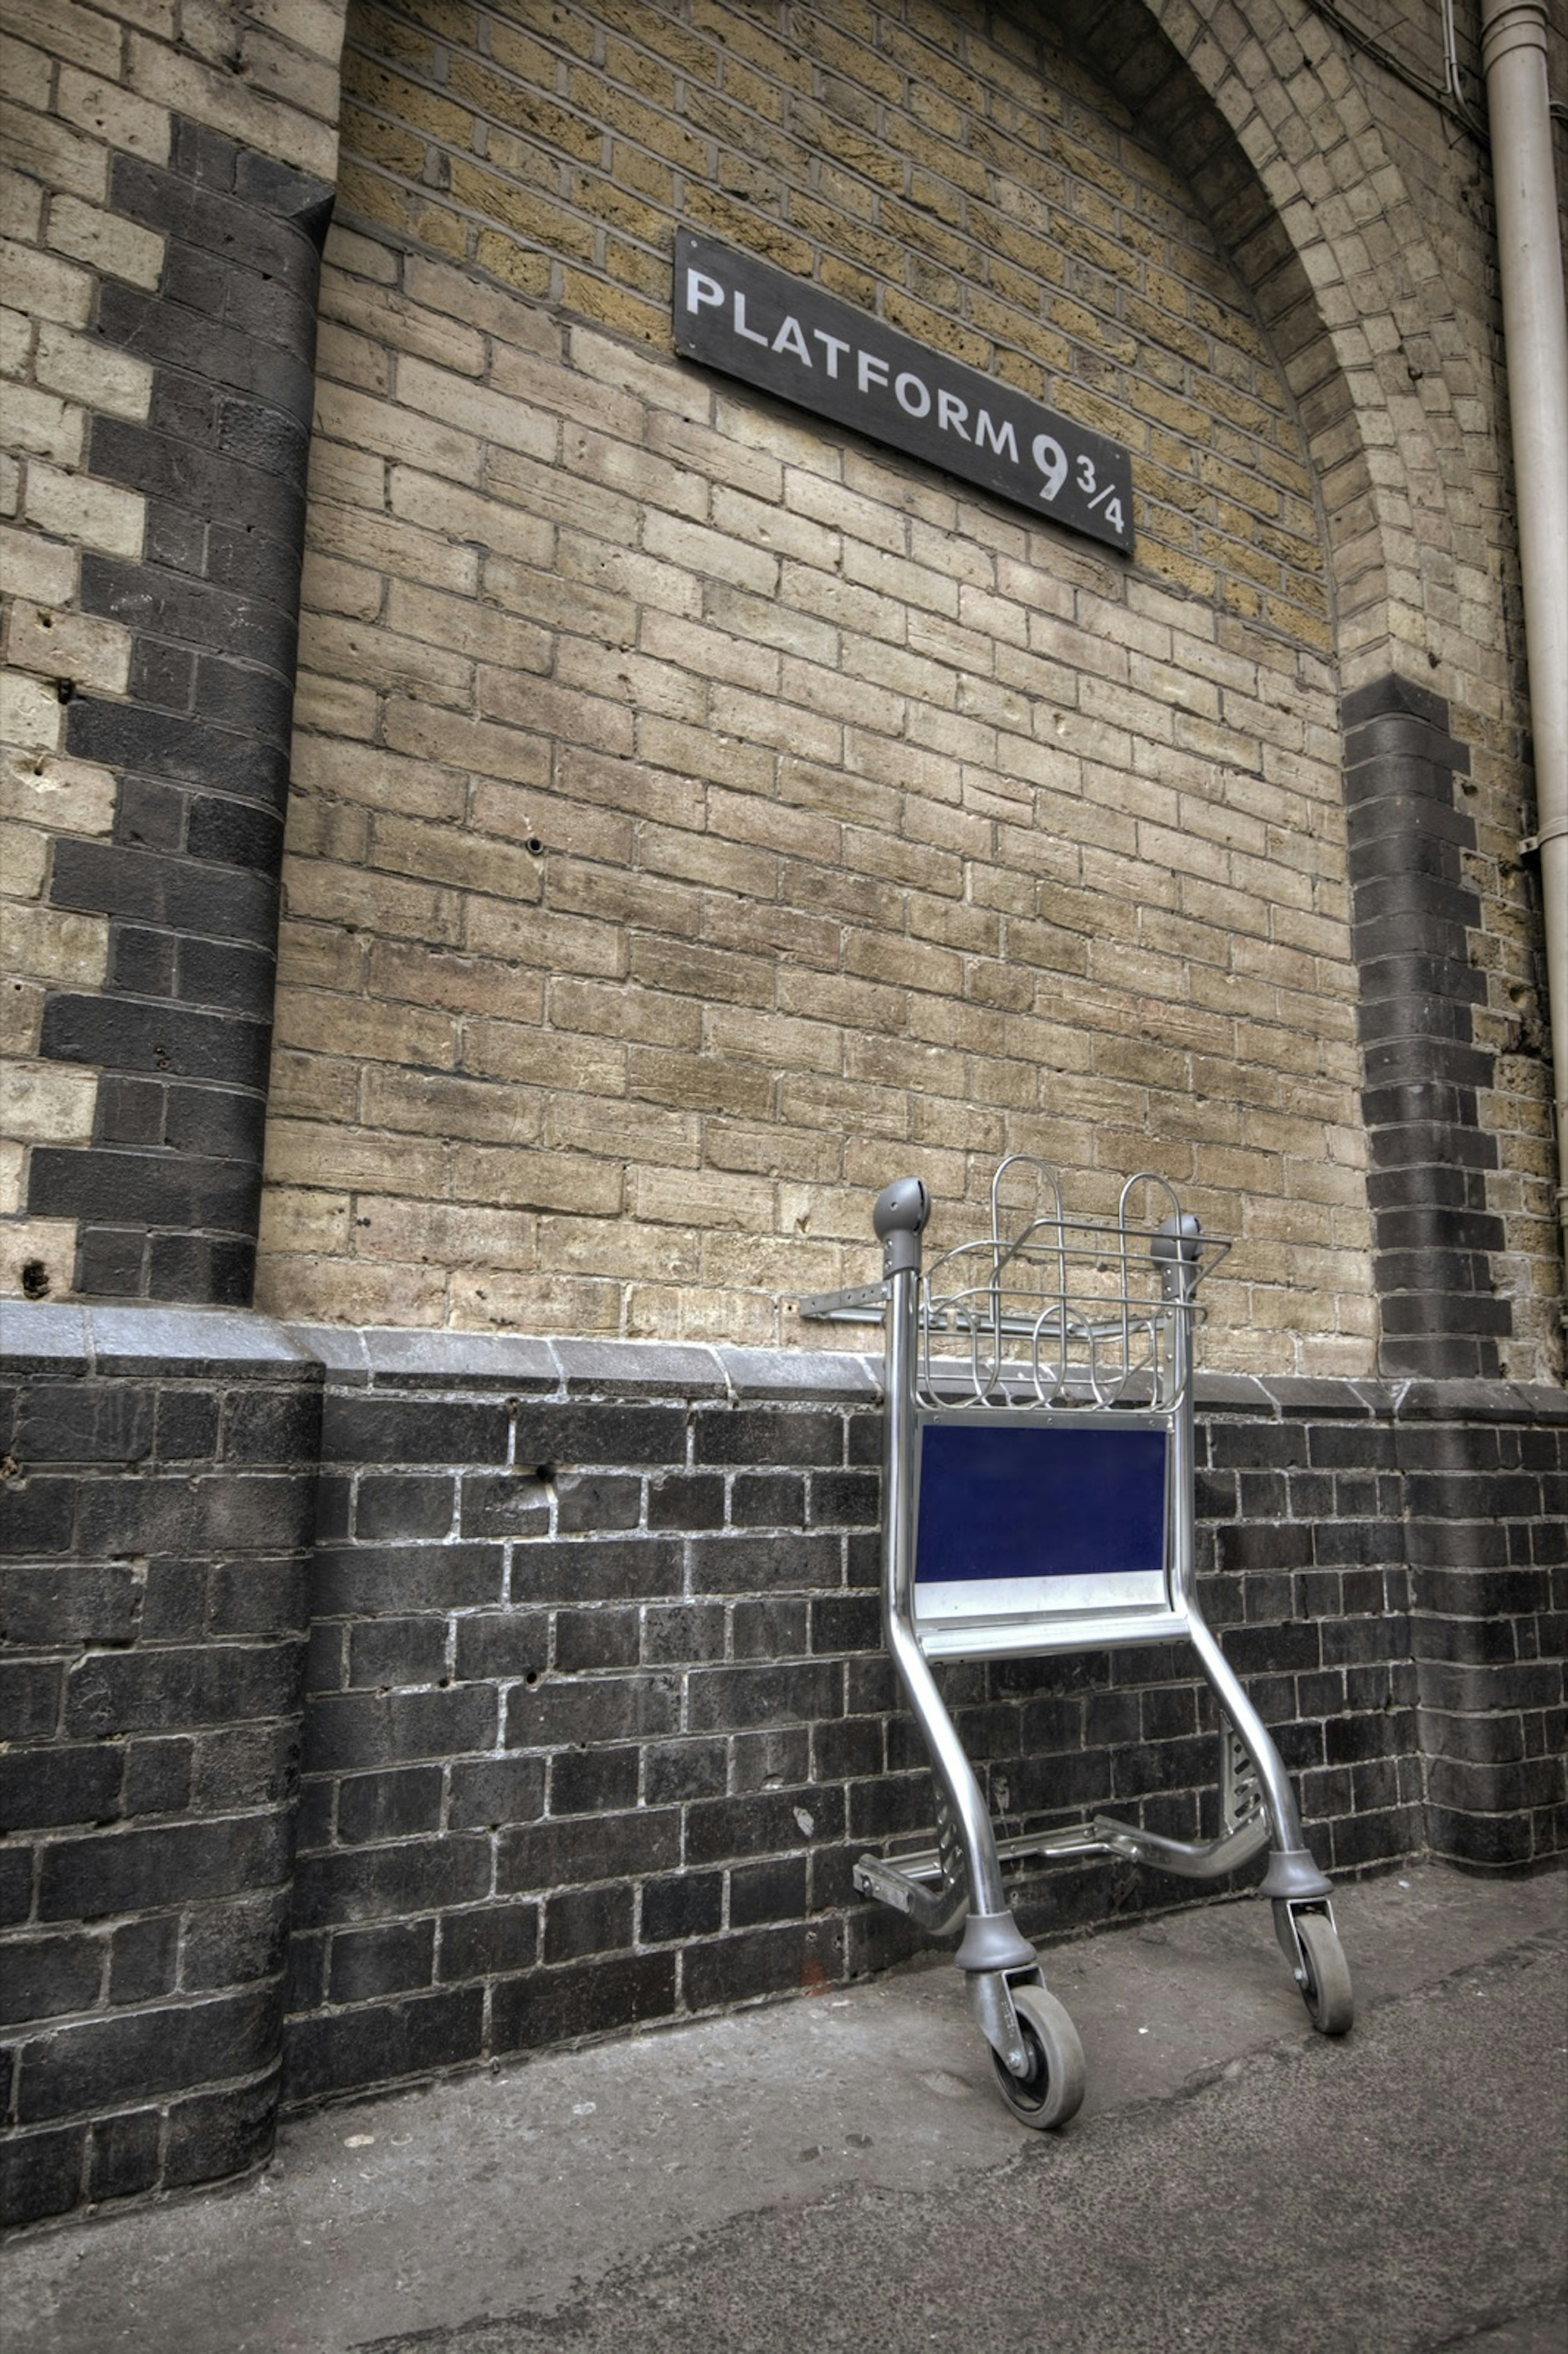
[{"left": 799, "top": 1158, "right": 1352, "bottom": 2123}]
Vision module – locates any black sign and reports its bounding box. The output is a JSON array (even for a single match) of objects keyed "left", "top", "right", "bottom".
[{"left": 673, "top": 232, "right": 1133, "bottom": 556}]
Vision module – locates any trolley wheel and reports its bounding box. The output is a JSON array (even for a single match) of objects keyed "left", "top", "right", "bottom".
[
  {"left": 989, "top": 1986, "right": 1085, "bottom": 2131},
  {"left": 1294, "top": 1910, "right": 1353, "bottom": 2037}
]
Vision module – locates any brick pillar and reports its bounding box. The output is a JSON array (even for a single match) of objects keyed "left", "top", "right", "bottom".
[
  {"left": 1343, "top": 675, "right": 1511, "bottom": 1378},
  {"left": 2, "top": 117, "right": 333, "bottom": 2229},
  {"left": 0, "top": 1306, "right": 322, "bottom": 2227},
  {"left": 24, "top": 122, "right": 332, "bottom": 1310}
]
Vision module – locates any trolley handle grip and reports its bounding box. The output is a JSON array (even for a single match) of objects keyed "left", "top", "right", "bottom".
[
  {"left": 873, "top": 1176, "right": 930, "bottom": 1276},
  {"left": 1151, "top": 1211, "right": 1202, "bottom": 1264}
]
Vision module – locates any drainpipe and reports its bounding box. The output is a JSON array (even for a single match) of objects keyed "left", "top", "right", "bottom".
[{"left": 1480, "top": 0, "right": 1568, "bottom": 1320}]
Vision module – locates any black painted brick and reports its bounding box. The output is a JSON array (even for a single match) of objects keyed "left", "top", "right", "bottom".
[
  {"left": 496, "top": 1809, "right": 682, "bottom": 1894},
  {"left": 544, "top": 1883, "right": 633, "bottom": 1964},
  {"left": 323, "top": 1395, "right": 510, "bottom": 1465},
  {"left": 490, "top": 1951, "right": 677, "bottom": 2055},
  {"left": 446, "top": 1754, "right": 546, "bottom": 1830},
  {"left": 283, "top": 1986, "right": 485, "bottom": 2106},
  {"left": 66, "top": 697, "right": 291, "bottom": 816},
  {"left": 0, "top": 1744, "right": 124, "bottom": 1832},
  {"left": 457, "top": 1471, "right": 550, "bottom": 1537},
  {"left": 302, "top": 1686, "right": 497, "bottom": 1774},
  {"left": 347, "top": 1613, "right": 448, "bottom": 1688},
  {"left": 0, "top": 2125, "right": 85, "bottom": 2230},
  {"left": 548, "top": 1745, "right": 639, "bottom": 1815},
  {"left": 38, "top": 1813, "right": 291, "bottom": 1922},
  {"left": 511, "top": 1538, "right": 684, "bottom": 1603},
  {"left": 86, "top": 2107, "right": 162, "bottom": 2205},
  {"left": 335, "top": 1766, "right": 443, "bottom": 1844},
  {"left": 18, "top": 1984, "right": 278, "bottom": 2123},
  {"left": 290, "top": 1837, "right": 493, "bottom": 1933},
  {"left": 329, "top": 1919, "right": 435, "bottom": 2004},
  {"left": 313, "top": 1542, "right": 504, "bottom": 1615},
  {"left": 51, "top": 845, "right": 278, "bottom": 960},
  {"left": 640, "top": 1870, "right": 723, "bottom": 1943},
  {"left": 688, "top": 1531, "right": 843, "bottom": 1592},
  {"left": 555, "top": 1605, "right": 639, "bottom": 1672},
  {"left": 453, "top": 1610, "right": 549, "bottom": 1683},
  {"left": 40, "top": 993, "right": 272, "bottom": 1089},
  {"left": 28, "top": 1147, "right": 262, "bottom": 1239},
  {"left": 436, "top": 1900, "right": 539, "bottom": 1982},
  {"left": 682, "top": 1922, "right": 839, "bottom": 2013}
]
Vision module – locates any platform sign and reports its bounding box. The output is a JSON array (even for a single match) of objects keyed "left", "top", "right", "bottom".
[
  {"left": 674, "top": 232, "right": 1134, "bottom": 555},
  {"left": 913, "top": 1415, "right": 1169, "bottom": 1625}
]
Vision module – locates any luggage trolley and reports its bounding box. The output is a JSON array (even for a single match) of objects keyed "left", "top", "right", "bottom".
[{"left": 799, "top": 1156, "right": 1352, "bottom": 2129}]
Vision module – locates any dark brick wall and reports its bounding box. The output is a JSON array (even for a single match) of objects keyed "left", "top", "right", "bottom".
[
  {"left": 280, "top": 1335, "right": 883, "bottom": 2102},
  {"left": 1343, "top": 674, "right": 1510, "bottom": 1378},
  {"left": 3, "top": 1312, "right": 1563, "bottom": 2229},
  {"left": 0, "top": 1304, "right": 321, "bottom": 2229},
  {"left": 278, "top": 1335, "right": 1566, "bottom": 2117},
  {"left": 28, "top": 121, "right": 332, "bottom": 1308}
]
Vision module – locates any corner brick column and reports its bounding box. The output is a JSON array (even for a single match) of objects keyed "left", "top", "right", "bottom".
[
  {"left": 2, "top": 116, "right": 334, "bottom": 2229},
  {"left": 25, "top": 120, "right": 332, "bottom": 1309},
  {"left": 1342, "top": 675, "right": 1510, "bottom": 1378},
  {"left": 1399, "top": 1381, "right": 1568, "bottom": 1869},
  {"left": 0, "top": 1304, "right": 322, "bottom": 2228}
]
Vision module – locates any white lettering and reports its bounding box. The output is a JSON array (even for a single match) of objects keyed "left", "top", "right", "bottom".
[
  {"left": 894, "top": 371, "right": 931, "bottom": 418},
  {"left": 812, "top": 330, "right": 849, "bottom": 379},
  {"left": 733, "top": 292, "right": 770, "bottom": 347},
  {"left": 975, "top": 410, "right": 1018, "bottom": 461},
  {"left": 686, "top": 269, "right": 724, "bottom": 314},
  {"left": 937, "top": 390, "right": 970, "bottom": 439},
  {"left": 857, "top": 350, "right": 889, "bottom": 393},
  {"left": 773, "top": 315, "right": 812, "bottom": 365},
  {"left": 1032, "top": 434, "right": 1067, "bottom": 499}
]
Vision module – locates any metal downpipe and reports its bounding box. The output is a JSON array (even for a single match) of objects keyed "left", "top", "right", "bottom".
[{"left": 1481, "top": 0, "right": 1568, "bottom": 1312}]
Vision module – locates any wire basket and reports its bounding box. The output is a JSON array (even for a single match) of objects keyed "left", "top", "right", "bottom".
[{"left": 917, "top": 1155, "right": 1228, "bottom": 1413}]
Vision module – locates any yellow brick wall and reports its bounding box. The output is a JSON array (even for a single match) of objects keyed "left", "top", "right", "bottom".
[{"left": 258, "top": 0, "right": 1381, "bottom": 1371}]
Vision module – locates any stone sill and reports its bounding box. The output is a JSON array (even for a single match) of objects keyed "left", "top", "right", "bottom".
[{"left": 2, "top": 1301, "right": 1561, "bottom": 1421}]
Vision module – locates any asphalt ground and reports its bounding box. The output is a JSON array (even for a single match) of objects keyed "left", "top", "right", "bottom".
[{"left": 4, "top": 1863, "right": 1565, "bottom": 2354}]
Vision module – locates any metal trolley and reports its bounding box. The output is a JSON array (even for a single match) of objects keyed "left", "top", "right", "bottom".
[{"left": 800, "top": 1157, "right": 1353, "bottom": 2130}]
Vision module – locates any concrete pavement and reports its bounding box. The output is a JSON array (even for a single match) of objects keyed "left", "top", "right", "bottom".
[{"left": 4, "top": 1863, "right": 1564, "bottom": 2353}]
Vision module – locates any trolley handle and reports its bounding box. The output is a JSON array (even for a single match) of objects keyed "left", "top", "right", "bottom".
[{"left": 873, "top": 1176, "right": 930, "bottom": 1276}]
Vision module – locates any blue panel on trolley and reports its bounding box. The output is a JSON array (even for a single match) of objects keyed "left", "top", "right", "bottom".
[{"left": 915, "top": 1421, "right": 1167, "bottom": 1585}]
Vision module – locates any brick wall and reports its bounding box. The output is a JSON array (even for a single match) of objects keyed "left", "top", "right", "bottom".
[
  {"left": 5, "top": 2, "right": 1561, "bottom": 1366},
  {"left": 4, "top": 1315, "right": 1563, "bottom": 2229},
  {"left": 4, "top": 0, "right": 1565, "bottom": 2235},
  {"left": 273, "top": 1339, "right": 1564, "bottom": 2119},
  {"left": 257, "top": 0, "right": 1390, "bottom": 1371},
  {"left": 1, "top": 0, "right": 344, "bottom": 1304},
  {"left": 0, "top": 1302, "right": 322, "bottom": 2228}
]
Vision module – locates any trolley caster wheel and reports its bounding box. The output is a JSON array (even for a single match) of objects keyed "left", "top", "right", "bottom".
[
  {"left": 989, "top": 1987, "right": 1085, "bottom": 2131},
  {"left": 1294, "top": 1910, "right": 1353, "bottom": 2037}
]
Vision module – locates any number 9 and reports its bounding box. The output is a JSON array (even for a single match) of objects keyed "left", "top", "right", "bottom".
[{"left": 1032, "top": 433, "right": 1067, "bottom": 502}]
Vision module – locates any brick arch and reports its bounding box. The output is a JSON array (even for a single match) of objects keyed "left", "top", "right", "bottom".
[
  {"left": 283, "top": 0, "right": 1517, "bottom": 1376},
  {"left": 1056, "top": 0, "right": 1486, "bottom": 694},
  {"left": 1053, "top": 0, "right": 1520, "bottom": 1376}
]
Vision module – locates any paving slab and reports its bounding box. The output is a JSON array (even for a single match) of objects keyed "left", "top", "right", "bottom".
[{"left": 4, "top": 1865, "right": 1564, "bottom": 2353}]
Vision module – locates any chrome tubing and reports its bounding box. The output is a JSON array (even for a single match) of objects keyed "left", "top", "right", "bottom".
[{"left": 873, "top": 1180, "right": 1035, "bottom": 1974}]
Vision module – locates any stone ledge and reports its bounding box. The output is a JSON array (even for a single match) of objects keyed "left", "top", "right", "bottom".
[
  {"left": 4, "top": 1308, "right": 1558, "bottom": 1425},
  {"left": 285, "top": 1325, "right": 882, "bottom": 1403},
  {"left": 0, "top": 1300, "right": 320, "bottom": 1378}
]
